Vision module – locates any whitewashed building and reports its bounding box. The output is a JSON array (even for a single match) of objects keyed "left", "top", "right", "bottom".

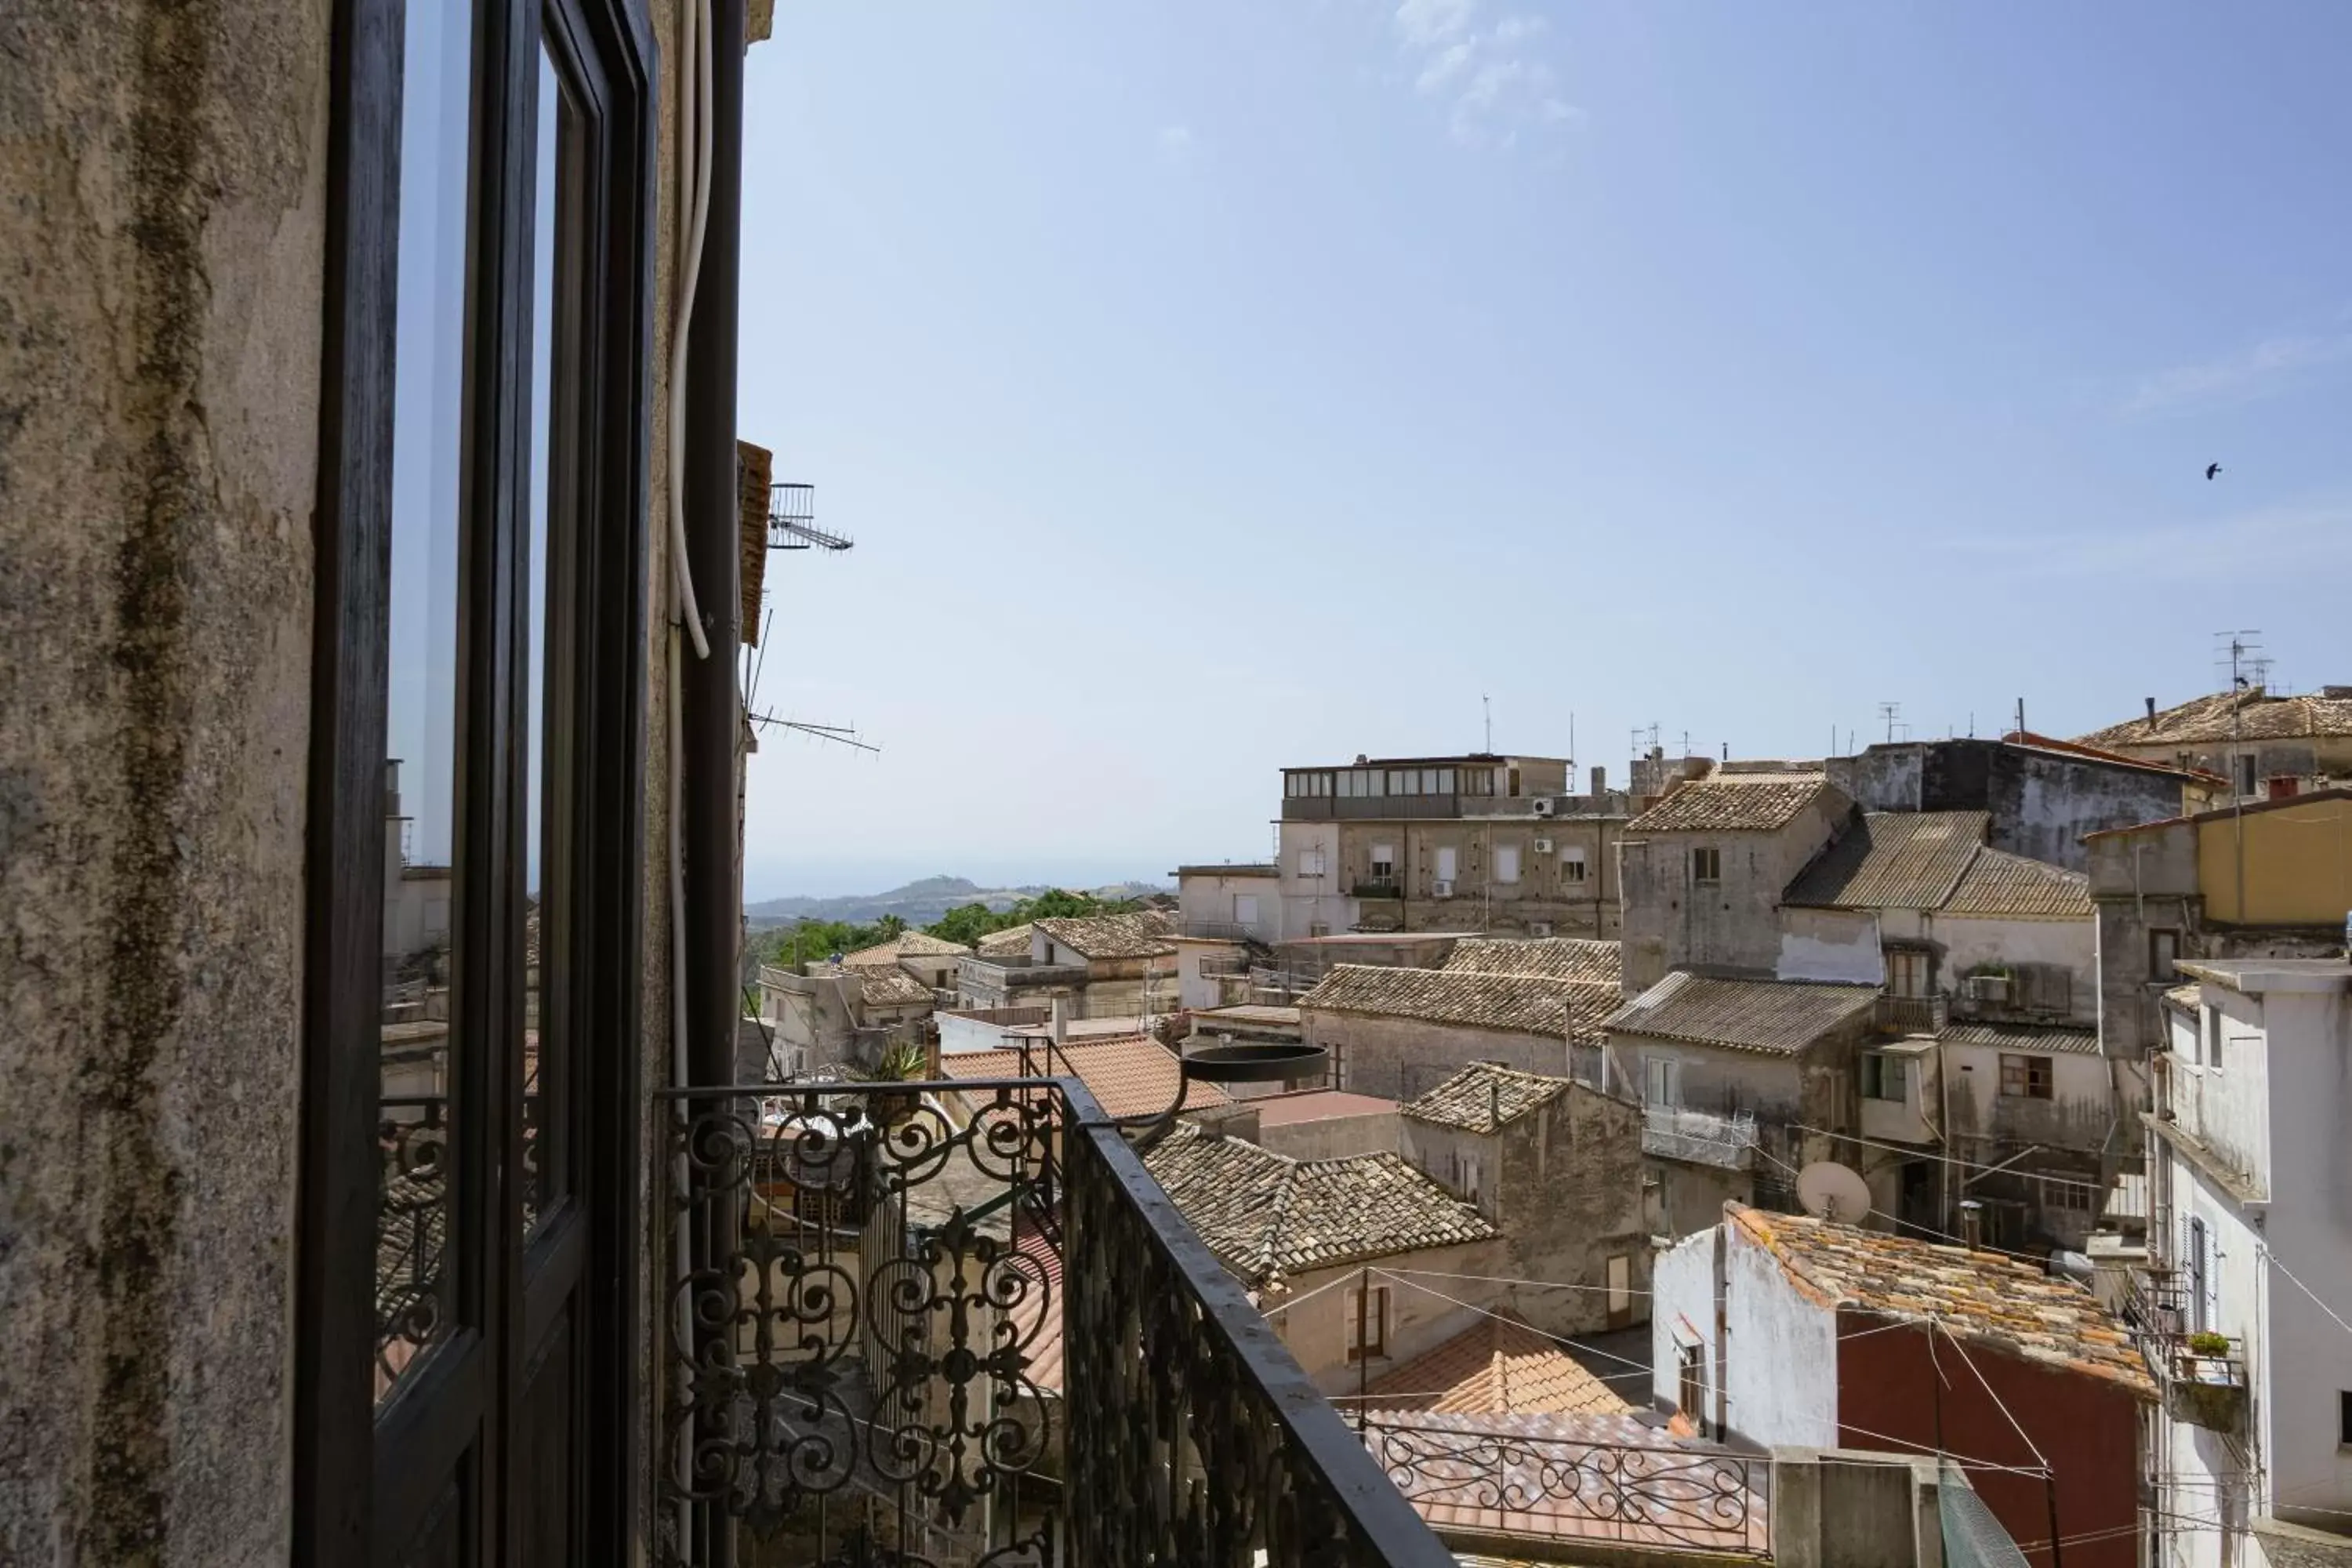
[{"left": 2140, "top": 958, "right": 2352, "bottom": 1568}]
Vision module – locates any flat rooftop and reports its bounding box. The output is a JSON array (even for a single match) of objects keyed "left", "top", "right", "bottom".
[
  {"left": 2178, "top": 958, "right": 2352, "bottom": 995},
  {"left": 1250, "top": 1090, "right": 1398, "bottom": 1127}
]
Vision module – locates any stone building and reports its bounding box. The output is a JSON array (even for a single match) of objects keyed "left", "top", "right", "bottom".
[
  {"left": 1824, "top": 734, "right": 2209, "bottom": 871},
  {"left": 836, "top": 927, "right": 971, "bottom": 991},
  {"left": 1144, "top": 1125, "right": 1502, "bottom": 1395},
  {"left": 756, "top": 961, "right": 936, "bottom": 1079},
  {"left": 953, "top": 909, "right": 1180, "bottom": 1016},
  {"left": 1298, "top": 963, "right": 1620, "bottom": 1102},
  {"left": 1397, "top": 1063, "right": 1649, "bottom": 1336},
  {"left": 1274, "top": 752, "right": 1629, "bottom": 938},
  {"left": 1617, "top": 773, "right": 1854, "bottom": 994},
  {"left": 2077, "top": 685, "right": 2352, "bottom": 799}
]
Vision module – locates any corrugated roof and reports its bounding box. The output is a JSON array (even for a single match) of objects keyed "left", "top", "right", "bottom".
[
  {"left": 2078, "top": 686, "right": 2352, "bottom": 750},
  {"left": 1626, "top": 775, "right": 1834, "bottom": 834},
  {"left": 1300, "top": 965, "right": 1619, "bottom": 1040},
  {"left": 1144, "top": 1126, "right": 1496, "bottom": 1285},
  {"left": 1402, "top": 1062, "right": 1574, "bottom": 1133},
  {"left": 938, "top": 1035, "right": 1229, "bottom": 1120},
  {"left": 1784, "top": 812, "right": 1989, "bottom": 909},
  {"left": 1443, "top": 938, "right": 1622, "bottom": 986},
  {"left": 1607, "top": 973, "right": 1879, "bottom": 1054},
  {"left": 1033, "top": 911, "right": 1178, "bottom": 960},
  {"left": 1730, "top": 1206, "right": 2154, "bottom": 1397},
  {"left": 1362, "top": 1314, "right": 1632, "bottom": 1417},
  {"left": 1940, "top": 848, "right": 2092, "bottom": 918},
  {"left": 1938, "top": 1022, "right": 2100, "bottom": 1056},
  {"left": 840, "top": 930, "right": 971, "bottom": 967}
]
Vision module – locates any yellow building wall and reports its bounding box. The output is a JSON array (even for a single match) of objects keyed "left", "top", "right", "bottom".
[{"left": 2196, "top": 796, "right": 2352, "bottom": 925}]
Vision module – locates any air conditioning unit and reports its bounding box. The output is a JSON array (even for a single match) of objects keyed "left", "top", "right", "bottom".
[
  {"left": 1432, "top": 879, "right": 1455, "bottom": 898},
  {"left": 1533, "top": 837, "right": 1555, "bottom": 855},
  {"left": 1532, "top": 798, "right": 1556, "bottom": 818},
  {"left": 1965, "top": 974, "right": 2011, "bottom": 1004}
]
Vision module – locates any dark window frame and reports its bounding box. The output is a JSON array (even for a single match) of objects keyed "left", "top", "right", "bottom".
[
  {"left": 296, "top": 0, "right": 655, "bottom": 1560},
  {"left": 1691, "top": 845, "right": 1722, "bottom": 884},
  {"left": 1998, "top": 1053, "right": 2053, "bottom": 1100}
]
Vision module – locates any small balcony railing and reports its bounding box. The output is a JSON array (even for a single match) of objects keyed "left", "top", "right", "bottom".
[
  {"left": 1874, "top": 994, "right": 1947, "bottom": 1035},
  {"left": 2124, "top": 1268, "right": 2249, "bottom": 1436},
  {"left": 1353, "top": 878, "right": 1402, "bottom": 899},
  {"left": 1642, "top": 1105, "right": 1758, "bottom": 1171},
  {"left": 655, "top": 1076, "right": 1453, "bottom": 1566}
]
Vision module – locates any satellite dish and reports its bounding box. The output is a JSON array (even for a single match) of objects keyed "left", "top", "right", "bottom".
[{"left": 1797, "top": 1161, "right": 1872, "bottom": 1224}]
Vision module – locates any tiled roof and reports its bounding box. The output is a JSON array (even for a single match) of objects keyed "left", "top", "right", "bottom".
[
  {"left": 1033, "top": 910, "right": 1178, "bottom": 960},
  {"left": 1363, "top": 1314, "right": 1631, "bottom": 1417},
  {"left": 1784, "top": 812, "right": 1989, "bottom": 909},
  {"left": 1402, "top": 1062, "right": 1573, "bottom": 1133},
  {"left": 975, "top": 924, "right": 1036, "bottom": 958},
  {"left": 2077, "top": 686, "right": 2352, "bottom": 750},
  {"left": 1940, "top": 847, "right": 2092, "bottom": 918},
  {"left": 1300, "top": 965, "right": 1619, "bottom": 1040},
  {"left": 938, "top": 1035, "right": 1229, "bottom": 1119},
  {"left": 1250, "top": 1090, "right": 1398, "bottom": 1127},
  {"left": 840, "top": 931, "right": 971, "bottom": 967},
  {"left": 1607, "top": 973, "right": 1879, "bottom": 1054},
  {"left": 1729, "top": 1206, "right": 2154, "bottom": 1396},
  {"left": 2161, "top": 982, "right": 2201, "bottom": 1015},
  {"left": 1144, "top": 1127, "right": 1496, "bottom": 1286},
  {"left": 1626, "top": 775, "right": 1832, "bottom": 834},
  {"left": 1005, "top": 1221, "right": 1063, "bottom": 1394},
  {"left": 856, "top": 968, "right": 936, "bottom": 1007},
  {"left": 1938, "top": 1022, "right": 2099, "bottom": 1056},
  {"left": 1443, "top": 938, "right": 1622, "bottom": 986}
]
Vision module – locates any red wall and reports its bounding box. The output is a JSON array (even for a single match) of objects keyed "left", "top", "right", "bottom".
[{"left": 1835, "top": 1309, "right": 2143, "bottom": 1568}]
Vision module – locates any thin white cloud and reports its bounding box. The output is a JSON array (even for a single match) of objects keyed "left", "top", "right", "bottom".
[
  {"left": 2122, "top": 331, "right": 2352, "bottom": 418},
  {"left": 1934, "top": 499, "right": 2352, "bottom": 581},
  {"left": 1156, "top": 124, "right": 1196, "bottom": 168},
  {"left": 1391, "top": 2, "right": 1581, "bottom": 149}
]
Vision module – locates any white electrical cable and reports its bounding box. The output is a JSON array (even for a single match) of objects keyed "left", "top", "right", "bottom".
[{"left": 664, "top": 0, "right": 715, "bottom": 662}]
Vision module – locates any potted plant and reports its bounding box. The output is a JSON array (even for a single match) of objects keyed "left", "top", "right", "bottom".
[
  {"left": 861, "top": 1038, "right": 930, "bottom": 1126},
  {"left": 2185, "top": 1330, "right": 2230, "bottom": 1360},
  {"left": 2169, "top": 1331, "right": 2245, "bottom": 1432}
]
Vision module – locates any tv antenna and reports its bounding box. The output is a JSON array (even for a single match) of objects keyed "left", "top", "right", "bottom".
[
  {"left": 769, "top": 481, "right": 853, "bottom": 552},
  {"left": 748, "top": 711, "right": 880, "bottom": 755},
  {"left": 1876, "top": 702, "right": 1909, "bottom": 745},
  {"left": 1483, "top": 693, "right": 1492, "bottom": 753}
]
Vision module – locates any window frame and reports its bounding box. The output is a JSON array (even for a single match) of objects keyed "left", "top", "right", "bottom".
[
  {"left": 1345, "top": 1284, "right": 1391, "bottom": 1362},
  {"left": 1998, "top": 1053, "right": 2053, "bottom": 1100},
  {"left": 2149, "top": 927, "right": 2180, "bottom": 983},
  {"left": 1691, "top": 846, "right": 1722, "bottom": 884}
]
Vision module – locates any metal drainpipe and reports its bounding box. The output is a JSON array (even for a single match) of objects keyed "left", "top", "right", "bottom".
[{"left": 681, "top": 7, "right": 746, "bottom": 1566}]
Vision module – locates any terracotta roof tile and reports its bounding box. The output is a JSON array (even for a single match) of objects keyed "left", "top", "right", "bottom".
[
  {"left": 938, "top": 1035, "right": 1229, "bottom": 1120},
  {"left": 1443, "top": 938, "right": 1622, "bottom": 986},
  {"left": 1301, "top": 965, "right": 1618, "bottom": 1039},
  {"left": 1608, "top": 974, "right": 1878, "bottom": 1054},
  {"left": 1627, "top": 775, "right": 1834, "bottom": 834},
  {"left": 1402, "top": 1063, "right": 1574, "bottom": 1133},
  {"left": 2078, "top": 686, "right": 2352, "bottom": 750},
  {"left": 1363, "top": 1314, "right": 1632, "bottom": 1417},
  {"left": 1144, "top": 1127, "right": 1496, "bottom": 1286},
  {"left": 975, "top": 924, "right": 1036, "bottom": 957},
  {"left": 856, "top": 968, "right": 936, "bottom": 1007},
  {"left": 840, "top": 931, "right": 971, "bottom": 967},
  {"left": 1729, "top": 1206, "right": 2154, "bottom": 1397},
  {"left": 1033, "top": 910, "right": 1178, "bottom": 960}
]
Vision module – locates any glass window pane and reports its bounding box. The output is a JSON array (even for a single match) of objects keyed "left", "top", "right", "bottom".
[
  {"left": 521, "top": 45, "right": 562, "bottom": 1241},
  {"left": 378, "top": 0, "right": 472, "bottom": 1405}
]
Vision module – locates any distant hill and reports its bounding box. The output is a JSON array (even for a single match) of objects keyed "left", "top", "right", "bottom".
[{"left": 743, "top": 875, "right": 1169, "bottom": 931}]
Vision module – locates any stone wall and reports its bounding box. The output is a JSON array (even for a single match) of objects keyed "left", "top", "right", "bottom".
[{"left": 0, "top": 1, "right": 331, "bottom": 1560}]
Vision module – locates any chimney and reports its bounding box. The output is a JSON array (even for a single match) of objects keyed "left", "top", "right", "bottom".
[
  {"left": 1590, "top": 764, "right": 1605, "bottom": 795},
  {"left": 2145, "top": 696, "right": 2157, "bottom": 724},
  {"left": 1958, "top": 1200, "right": 1984, "bottom": 1250}
]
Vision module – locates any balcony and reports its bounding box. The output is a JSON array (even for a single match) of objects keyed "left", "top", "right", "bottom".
[
  {"left": 2125, "top": 1268, "right": 2249, "bottom": 1437},
  {"left": 1642, "top": 1105, "right": 1758, "bottom": 1171},
  {"left": 655, "top": 1076, "right": 1455, "bottom": 1566},
  {"left": 956, "top": 954, "right": 1092, "bottom": 993},
  {"left": 1874, "top": 993, "right": 1947, "bottom": 1035},
  {"left": 1352, "top": 878, "right": 1402, "bottom": 900}
]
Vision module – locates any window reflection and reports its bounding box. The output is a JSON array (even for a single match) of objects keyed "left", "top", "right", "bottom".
[
  {"left": 521, "top": 44, "right": 561, "bottom": 1242},
  {"left": 377, "top": 0, "right": 470, "bottom": 1405}
]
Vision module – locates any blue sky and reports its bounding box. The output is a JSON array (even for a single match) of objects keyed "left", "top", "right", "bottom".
[{"left": 735, "top": 0, "right": 2352, "bottom": 899}]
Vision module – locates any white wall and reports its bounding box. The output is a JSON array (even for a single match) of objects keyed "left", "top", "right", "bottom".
[
  {"left": 1651, "top": 1228, "right": 1719, "bottom": 1418},
  {"left": 1777, "top": 907, "right": 1886, "bottom": 984},
  {"left": 1276, "top": 820, "right": 1349, "bottom": 940},
  {"left": 1720, "top": 1220, "right": 1839, "bottom": 1449},
  {"left": 1932, "top": 913, "right": 2096, "bottom": 1025}
]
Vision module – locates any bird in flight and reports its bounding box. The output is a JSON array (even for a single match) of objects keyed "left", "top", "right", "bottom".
[{"left": 2205, "top": 463, "right": 2223, "bottom": 481}]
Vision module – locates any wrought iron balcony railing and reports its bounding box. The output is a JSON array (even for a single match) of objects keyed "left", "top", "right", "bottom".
[
  {"left": 1352, "top": 878, "right": 1402, "bottom": 899},
  {"left": 2123, "top": 1267, "right": 2249, "bottom": 1436},
  {"left": 655, "top": 1076, "right": 1454, "bottom": 1567},
  {"left": 1873, "top": 993, "right": 1947, "bottom": 1035}
]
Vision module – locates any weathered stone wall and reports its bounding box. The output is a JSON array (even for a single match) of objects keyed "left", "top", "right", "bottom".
[
  {"left": 0, "top": 2, "right": 329, "bottom": 1561},
  {"left": 1303, "top": 1009, "right": 1577, "bottom": 1102}
]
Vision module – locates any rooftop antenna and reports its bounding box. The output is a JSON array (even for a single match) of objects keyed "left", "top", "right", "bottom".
[
  {"left": 1877, "top": 702, "right": 1909, "bottom": 744},
  {"left": 747, "top": 711, "right": 880, "bottom": 755},
  {"left": 1483, "top": 694, "right": 1492, "bottom": 753},
  {"left": 2216, "top": 630, "right": 2263, "bottom": 912},
  {"left": 768, "top": 481, "right": 852, "bottom": 551}
]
